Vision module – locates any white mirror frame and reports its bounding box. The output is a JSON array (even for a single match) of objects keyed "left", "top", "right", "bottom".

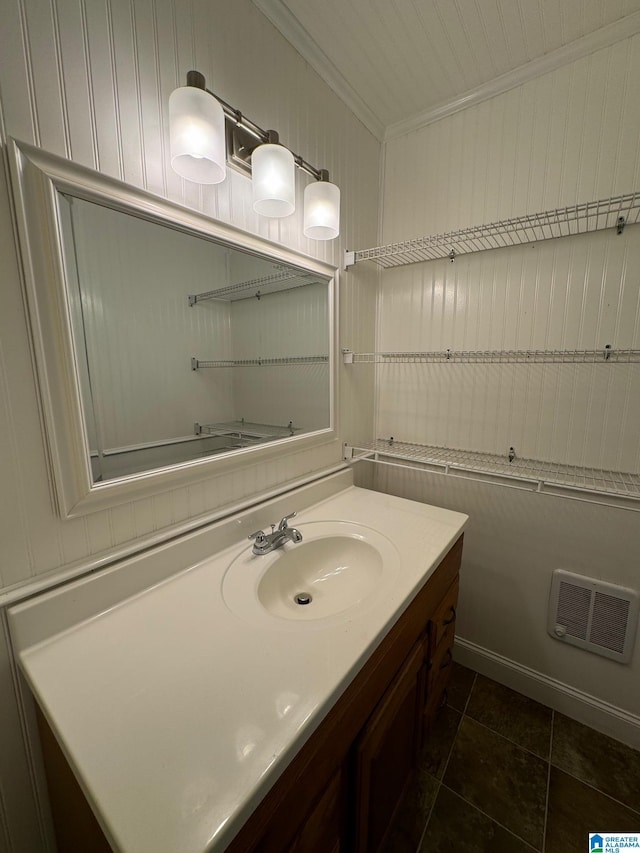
[{"left": 8, "top": 138, "right": 337, "bottom": 518}]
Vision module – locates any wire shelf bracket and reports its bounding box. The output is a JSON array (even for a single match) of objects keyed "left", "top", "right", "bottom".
[{"left": 344, "top": 190, "right": 640, "bottom": 270}]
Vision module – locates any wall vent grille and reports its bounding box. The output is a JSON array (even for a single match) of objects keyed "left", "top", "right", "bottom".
[
  {"left": 590, "top": 592, "right": 629, "bottom": 654},
  {"left": 549, "top": 570, "right": 638, "bottom": 664},
  {"left": 556, "top": 581, "right": 591, "bottom": 640}
]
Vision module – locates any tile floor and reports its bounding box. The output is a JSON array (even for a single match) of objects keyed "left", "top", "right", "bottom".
[{"left": 384, "top": 663, "right": 640, "bottom": 853}]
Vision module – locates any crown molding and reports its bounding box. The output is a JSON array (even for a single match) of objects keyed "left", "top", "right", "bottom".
[
  {"left": 385, "top": 11, "right": 640, "bottom": 140},
  {"left": 252, "top": 2, "right": 640, "bottom": 144},
  {"left": 252, "top": 0, "right": 385, "bottom": 141}
]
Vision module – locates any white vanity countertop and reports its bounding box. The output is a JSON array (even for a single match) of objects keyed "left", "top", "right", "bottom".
[{"left": 10, "top": 478, "right": 467, "bottom": 853}]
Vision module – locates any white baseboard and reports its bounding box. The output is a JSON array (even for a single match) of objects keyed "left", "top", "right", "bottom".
[{"left": 454, "top": 637, "right": 640, "bottom": 750}]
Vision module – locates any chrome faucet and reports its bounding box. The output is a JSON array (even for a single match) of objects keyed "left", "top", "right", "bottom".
[{"left": 248, "top": 512, "right": 303, "bottom": 555}]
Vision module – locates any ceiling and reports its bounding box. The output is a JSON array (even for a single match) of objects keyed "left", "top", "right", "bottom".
[{"left": 254, "top": 0, "right": 640, "bottom": 139}]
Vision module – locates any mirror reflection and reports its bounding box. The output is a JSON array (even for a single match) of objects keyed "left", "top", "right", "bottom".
[{"left": 59, "top": 195, "right": 330, "bottom": 482}]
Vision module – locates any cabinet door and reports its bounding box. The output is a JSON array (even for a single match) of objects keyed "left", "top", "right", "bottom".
[
  {"left": 353, "top": 641, "right": 425, "bottom": 853},
  {"left": 284, "top": 765, "right": 346, "bottom": 853},
  {"left": 429, "top": 576, "right": 459, "bottom": 651},
  {"left": 424, "top": 577, "right": 459, "bottom": 733}
]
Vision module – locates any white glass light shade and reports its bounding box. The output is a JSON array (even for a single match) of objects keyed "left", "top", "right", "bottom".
[
  {"left": 303, "top": 180, "right": 340, "bottom": 240},
  {"left": 169, "top": 86, "right": 226, "bottom": 184},
  {"left": 252, "top": 144, "right": 295, "bottom": 217}
]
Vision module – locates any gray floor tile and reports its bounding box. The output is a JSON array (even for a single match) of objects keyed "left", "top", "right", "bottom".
[
  {"left": 552, "top": 713, "right": 640, "bottom": 813},
  {"left": 443, "top": 716, "right": 548, "bottom": 849},
  {"left": 420, "top": 704, "right": 461, "bottom": 779},
  {"left": 419, "top": 784, "right": 538, "bottom": 852},
  {"left": 465, "top": 674, "right": 552, "bottom": 758},
  {"left": 381, "top": 769, "right": 439, "bottom": 853},
  {"left": 546, "top": 766, "right": 640, "bottom": 853},
  {"left": 394, "top": 663, "right": 640, "bottom": 853}
]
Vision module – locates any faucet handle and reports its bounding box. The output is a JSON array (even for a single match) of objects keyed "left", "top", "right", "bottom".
[
  {"left": 248, "top": 530, "right": 267, "bottom": 543},
  {"left": 278, "top": 511, "right": 297, "bottom": 531}
]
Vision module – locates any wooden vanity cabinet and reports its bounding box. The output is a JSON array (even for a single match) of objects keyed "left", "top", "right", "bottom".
[
  {"left": 281, "top": 765, "right": 347, "bottom": 853},
  {"left": 36, "top": 535, "right": 463, "bottom": 853},
  {"left": 230, "top": 534, "right": 463, "bottom": 853},
  {"left": 353, "top": 640, "right": 426, "bottom": 853},
  {"left": 424, "top": 575, "right": 459, "bottom": 734}
]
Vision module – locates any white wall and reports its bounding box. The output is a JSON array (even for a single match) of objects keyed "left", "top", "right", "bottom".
[
  {"left": 0, "top": 1, "right": 379, "bottom": 848},
  {"left": 0, "top": 0, "right": 379, "bottom": 593},
  {"left": 382, "top": 35, "right": 640, "bottom": 239},
  {"left": 69, "top": 196, "right": 234, "bottom": 451},
  {"left": 231, "top": 282, "right": 330, "bottom": 432},
  {"left": 376, "top": 228, "right": 640, "bottom": 471},
  {"left": 376, "top": 34, "right": 640, "bottom": 741}
]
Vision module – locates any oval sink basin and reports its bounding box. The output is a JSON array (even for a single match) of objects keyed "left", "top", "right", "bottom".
[
  {"left": 222, "top": 521, "right": 400, "bottom": 624},
  {"left": 258, "top": 535, "right": 382, "bottom": 619}
]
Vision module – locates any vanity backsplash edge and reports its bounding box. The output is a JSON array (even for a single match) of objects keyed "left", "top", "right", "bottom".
[{"left": 8, "top": 468, "right": 354, "bottom": 653}]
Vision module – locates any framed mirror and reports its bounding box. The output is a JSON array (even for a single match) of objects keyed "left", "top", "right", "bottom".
[{"left": 9, "top": 139, "right": 336, "bottom": 517}]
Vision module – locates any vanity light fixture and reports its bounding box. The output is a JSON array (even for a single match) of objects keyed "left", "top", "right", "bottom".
[
  {"left": 251, "top": 132, "right": 295, "bottom": 218},
  {"left": 169, "top": 72, "right": 227, "bottom": 184},
  {"left": 304, "top": 170, "right": 341, "bottom": 240},
  {"left": 168, "top": 71, "right": 340, "bottom": 238}
]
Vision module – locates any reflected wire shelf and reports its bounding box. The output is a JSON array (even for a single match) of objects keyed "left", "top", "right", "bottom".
[
  {"left": 195, "top": 419, "right": 300, "bottom": 441},
  {"left": 345, "top": 190, "right": 640, "bottom": 269},
  {"left": 191, "top": 355, "right": 328, "bottom": 370},
  {"left": 344, "top": 439, "right": 640, "bottom": 510},
  {"left": 189, "top": 270, "right": 318, "bottom": 303}
]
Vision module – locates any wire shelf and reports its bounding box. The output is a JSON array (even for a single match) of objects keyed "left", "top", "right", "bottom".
[
  {"left": 191, "top": 355, "right": 328, "bottom": 370},
  {"left": 344, "top": 347, "right": 640, "bottom": 365},
  {"left": 344, "top": 439, "right": 640, "bottom": 509},
  {"left": 346, "top": 191, "right": 640, "bottom": 269},
  {"left": 195, "top": 419, "right": 300, "bottom": 441},
  {"left": 189, "top": 270, "right": 318, "bottom": 304}
]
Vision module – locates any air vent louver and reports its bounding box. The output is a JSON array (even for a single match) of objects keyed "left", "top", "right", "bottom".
[
  {"left": 590, "top": 592, "right": 629, "bottom": 654},
  {"left": 549, "top": 571, "right": 638, "bottom": 664},
  {"left": 557, "top": 581, "right": 591, "bottom": 640}
]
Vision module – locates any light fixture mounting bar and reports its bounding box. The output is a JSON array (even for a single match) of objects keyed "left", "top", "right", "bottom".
[{"left": 185, "top": 70, "right": 326, "bottom": 182}]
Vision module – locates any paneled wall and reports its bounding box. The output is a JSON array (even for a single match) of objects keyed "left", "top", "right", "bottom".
[
  {"left": 377, "top": 34, "right": 640, "bottom": 732},
  {"left": 382, "top": 34, "right": 640, "bottom": 240},
  {"left": 0, "top": 0, "right": 379, "bottom": 594},
  {"left": 0, "top": 2, "right": 379, "bottom": 849},
  {"left": 231, "top": 283, "right": 330, "bottom": 432},
  {"left": 377, "top": 228, "right": 640, "bottom": 472},
  {"left": 69, "top": 197, "right": 234, "bottom": 451}
]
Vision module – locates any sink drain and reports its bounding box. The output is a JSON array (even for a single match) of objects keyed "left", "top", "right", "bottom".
[{"left": 294, "top": 592, "right": 312, "bottom": 606}]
